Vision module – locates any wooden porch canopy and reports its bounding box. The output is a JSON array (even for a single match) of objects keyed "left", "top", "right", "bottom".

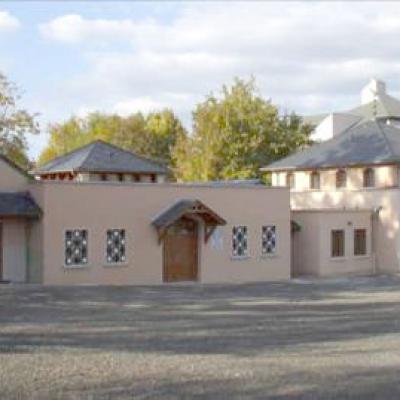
[{"left": 152, "top": 199, "right": 226, "bottom": 243}]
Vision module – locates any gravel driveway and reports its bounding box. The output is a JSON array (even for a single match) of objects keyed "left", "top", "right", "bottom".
[{"left": 1, "top": 276, "right": 400, "bottom": 399}]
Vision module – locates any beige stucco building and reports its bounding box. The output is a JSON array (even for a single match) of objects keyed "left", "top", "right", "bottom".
[
  {"left": 0, "top": 144, "right": 291, "bottom": 285},
  {"left": 4, "top": 79, "right": 400, "bottom": 284},
  {"left": 263, "top": 79, "right": 400, "bottom": 277}
]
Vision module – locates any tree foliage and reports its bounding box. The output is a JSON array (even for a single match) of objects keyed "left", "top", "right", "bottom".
[
  {"left": 0, "top": 72, "right": 38, "bottom": 168},
  {"left": 38, "top": 109, "right": 186, "bottom": 166},
  {"left": 39, "top": 78, "right": 312, "bottom": 182},
  {"left": 172, "top": 78, "right": 313, "bottom": 182}
]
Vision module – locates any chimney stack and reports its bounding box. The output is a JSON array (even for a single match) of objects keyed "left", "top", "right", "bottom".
[{"left": 361, "top": 78, "right": 386, "bottom": 105}]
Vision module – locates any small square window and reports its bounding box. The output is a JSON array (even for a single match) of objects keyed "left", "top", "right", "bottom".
[
  {"left": 65, "top": 230, "right": 88, "bottom": 266},
  {"left": 232, "top": 226, "right": 248, "bottom": 257},
  {"left": 106, "top": 229, "right": 126, "bottom": 264},
  {"left": 262, "top": 225, "right": 276, "bottom": 255},
  {"left": 331, "top": 229, "right": 345, "bottom": 258},
  {"left": 354, "top": 229, "right": 367, "bottom": 256}
]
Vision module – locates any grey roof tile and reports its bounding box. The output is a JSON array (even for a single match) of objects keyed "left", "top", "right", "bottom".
[
  {"left": 0, "top": 192, "right": 41, "bottom": 218},
  {"left": 35, "top": 141, "right": 168, "bottom": 175},
  {"left": 263, "top": 120, "right": 400, "bottom": 170}
]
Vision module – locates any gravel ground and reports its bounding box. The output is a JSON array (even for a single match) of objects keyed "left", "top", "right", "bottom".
[{"left": 1, "top": 276, "right": 400, "bottom": 399}]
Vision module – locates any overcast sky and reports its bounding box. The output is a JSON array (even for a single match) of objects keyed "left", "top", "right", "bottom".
[{"left": 1, "top": 1, "right": 400, "bottom": 159}]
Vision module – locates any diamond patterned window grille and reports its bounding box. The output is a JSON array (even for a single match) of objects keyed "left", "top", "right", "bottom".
[
  {"left": 65, "top": 230, "right": 88, "bottom": 266},
  {"left": 106, "top": 229, "right": 126, "bottom": 264},
  {"left": 232, "top": 226, "right": 248, "bottom": 257},
  {"left": 262, "top": 225, "right": 276, "bottom": 255}
]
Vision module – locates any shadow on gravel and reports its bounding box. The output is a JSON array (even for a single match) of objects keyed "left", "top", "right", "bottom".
[
  {"left": 45, "top": 365, "right": 400, "bottom": 400},
  {"left": 0, "top": 276, "right": 400, "bottom": 357}
]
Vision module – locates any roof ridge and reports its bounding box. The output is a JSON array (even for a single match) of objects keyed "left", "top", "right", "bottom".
[
  {"left": 36, "top": 141, "right": 96, "bottom": 172},
  {"left": 78, "top": 139, "right": 165, "bottom": 167},
  {"left": 376, "top": 120, "right": 396, "bottom": 160},
  {"left": 94, "top": 140, "right": 167, "bottom": 168},
  {"left": 78, "top": 141, "right": 100, "bottom": 171}
]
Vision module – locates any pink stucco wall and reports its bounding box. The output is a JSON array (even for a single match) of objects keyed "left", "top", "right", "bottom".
[{"left": 28, "top": 181, "right": 291, "bottom": 285}]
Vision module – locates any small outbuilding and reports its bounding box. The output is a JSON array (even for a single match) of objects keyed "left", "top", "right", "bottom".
[{"left": 292, "top": 209, "right": 374, "bottom": 278}]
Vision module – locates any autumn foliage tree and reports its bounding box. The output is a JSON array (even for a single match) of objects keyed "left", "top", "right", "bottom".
[
  {"left": 39, "top": 78, "right": 312, "bottom": 182},
  {"left": 0, "top": 72, "right": 38, "bottom": 168},
  {"left": 172, "top": 78, "right": 313, "bottom": 181},
  {"left": 38, "top": 109, "right": 186, "bottom": 167}
]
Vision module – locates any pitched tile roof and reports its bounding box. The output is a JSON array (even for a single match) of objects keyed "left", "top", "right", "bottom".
[
  {"left": 35, "top": 141, "right": 168, "bottom": 175},
  {"left": 0, "top": 192, "right": 41, "bottom": 218},
  {"left": 262, "top": 120, "right": 400, "bottom": 171}
]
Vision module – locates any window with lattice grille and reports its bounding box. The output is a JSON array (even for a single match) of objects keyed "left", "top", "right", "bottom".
[
  {"left": 65, "top": 230, "right": 88, "bottom": 266},
  {"left": 106, "top": 229, "right": 126, "bottom": 264},
  {"left": 262, "top": 225, "right": 276, "bottom": 255},
  {"left": 232, "top": 226, "right": 248, "bottom": 257}
]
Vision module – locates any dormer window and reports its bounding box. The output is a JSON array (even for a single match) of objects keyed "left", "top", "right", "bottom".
[
  {"left": 310, "top": 171, "right": 320, "bottom": 190},
  {"left": 336, "top": 169, "right": 347, "bottom": 189},
  {"left": 286, "top": 173, "right": 295, "bottom": 189},
  {"left": 363, "top": 168, "right": 375, "bottom": 188}
]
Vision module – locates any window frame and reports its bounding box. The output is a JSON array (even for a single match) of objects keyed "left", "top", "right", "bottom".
[
  {"left": 336, "top": 169, "right": 347, "bottom": 189},
  {"left": 363, "top": 168, "right": 375, "bottom": 188},
  {"left": 232, "top": 225, "right": 249, "bottom": 259},
  {"left": 331, "top": 229, "right": 345, "bottom": 258},
  {"left": 64, "top": 228, "right": 89, "bottom": 268},
  {"left": 105, "top": 228, "right": 127, "bottom": 266},
  {"left": 354, "top": 228, "right": 367, "bottom": 257},
  {"left": 310, "top": 171, "right": 320, "bottom": 190},
  {"left": 286, "top": 172, "right": 295, "bottom": 189},
  {"left": 261, "top": 225, "right": 277, "bottom": 256}
]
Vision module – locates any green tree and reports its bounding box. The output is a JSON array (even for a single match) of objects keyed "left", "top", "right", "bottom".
[
  {"left": 39, "top": 109, "right": 186, "bottom": 167},
  {"left": 0, "top": 72, "right": 39, "bottom": 168},
  {"left": 173, "top": 78, "right": 313, "bottom": 182}
]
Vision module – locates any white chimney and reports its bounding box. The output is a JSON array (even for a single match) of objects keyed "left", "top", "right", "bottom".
[{"left": 361, "top": 78, "right": 386, "bottom": 105}]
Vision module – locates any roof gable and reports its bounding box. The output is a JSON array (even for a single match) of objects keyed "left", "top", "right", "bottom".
[{"left": 35, "top": 141, "right": 168, "bottom": 175}]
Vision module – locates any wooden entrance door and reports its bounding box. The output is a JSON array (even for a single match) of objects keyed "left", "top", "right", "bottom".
[{"left": 164, "top": 219, "right": 198, "bottom": 282}]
